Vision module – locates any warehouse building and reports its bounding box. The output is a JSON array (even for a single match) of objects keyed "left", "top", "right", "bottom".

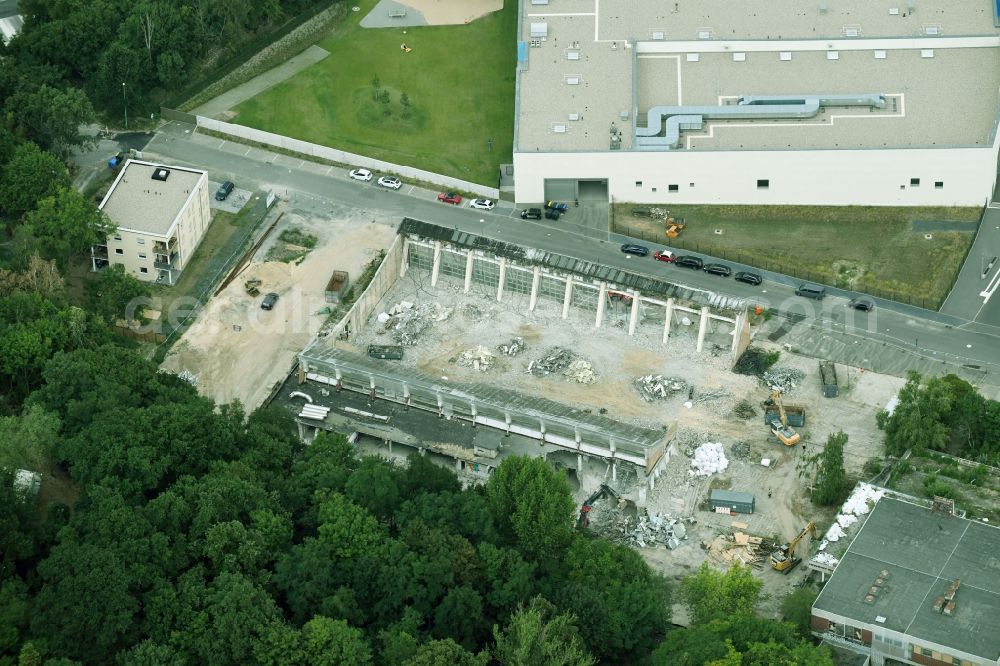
[
  {"left": 811, "top": 497, "right": 1000, "bottom": 666},
  {"left": 513, "top": 0, "right": 1000, "bottom": 206}
]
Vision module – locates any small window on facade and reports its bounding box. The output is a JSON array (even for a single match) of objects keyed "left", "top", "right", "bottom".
[
  {"left": 113, "top": 234, "right": 122, "bottom": 241},
  {"left": 910, "top": 178, "right": 920, "bottom": 186},
  {"left": 668, "top": 184, "right": 679, "bottom": 192},
  {"left": 137, "top": 238, "right": 145, "bottom": 245},
  {"left": 635, "top": 181, "right": 642, "bottom": 187},
  {"left": 935, "top": 181, "right": 943, "bottom": 189},
  {"left": 757, "top": 179, "right": 769, "bottom": 189},
  {"left": 651, "top": 187, "right": 657, "bottom": 192},
  {"left": 139, "top": 267, "right": 148, "bottom": 274},
  {"left": 689, "top": 182, "right": 695, "bottom": 187},
  {"left": 138, "top": 253, "right": 147, "bottom": 259},
  {"left": 115, "top": 248, "right": 124, "bottom": 255}
]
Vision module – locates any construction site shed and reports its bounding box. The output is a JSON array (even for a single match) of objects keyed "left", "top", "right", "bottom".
[{"left": 709, "top": 489, "right": 755, "bottom": 514}]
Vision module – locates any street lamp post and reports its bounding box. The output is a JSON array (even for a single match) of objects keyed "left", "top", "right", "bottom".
[{"left": 122, "top": 82, "right": 128, "bottom": 130}]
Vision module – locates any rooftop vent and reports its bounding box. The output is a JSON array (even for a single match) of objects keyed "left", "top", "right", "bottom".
[
  {"left": 844, "top": 27, "right": 860, "bottom": 37},
  {"left": 889, "top": 7, "right": 900, "bottom": 15},
  {"left": 565, "top": 76, "right": 580, "bottom": 85},
  {"left": 686, "top": 53, "right": 700, "bottom": 62},
  {"left": 651, "top": 31, "right": 665, "bottom": 40},
  {"left": 875, "top": 616, "right": 886, "bottom": 624},
  {"left": 921, "top": 49, "right": 934, "bottom": 58},
  {"left": 780, "top": 51, "right": 792, "bottom": 61},
  {"left": 697, "top": 30, "right": 711, "bottom": 39},
  {"left": 530, "top": 22, "right": 548, "bottom": 38},
  {"left": 552, "top": 124, "right": 568, "bottom": 133},
  {"left": 151, "top": 168, "right": 170, "bottom": 181},
  {"left": 875, "top": 50, "right": 887, "bottom": 59},
  {"left": 568, "top": 113, "right": 580, "bottom": 121},
  {"left": 566, "top": 50, "right": 580, "bottom": 60}
]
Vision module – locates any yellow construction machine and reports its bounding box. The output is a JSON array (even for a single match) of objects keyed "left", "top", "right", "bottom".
[
  {"left": 764, "top": 388, "right": 801, "bottom": 446},
  {"left": 665, "top": 216, "right": 686, "bottom": 239},
  {"left": 770, "top": 522, "right": 816, "bottom": 573}
]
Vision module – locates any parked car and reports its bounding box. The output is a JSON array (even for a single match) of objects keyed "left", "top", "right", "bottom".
[
  {"left": 349, "top": 168, "right": 373, "bottom": 182},
  {"left": 620, "top": 244, "right": 650, "bottom": 257},
  {"left": 848, "top": 297, "right": 875, "bottom": 312},
  {"left": 438, "top": 192, "right": 462, "bottom": 204},
  {"left": 521, "top": 208, "right": 542, "bottom": 219},
  {"left": 545, "top": 201, "right": 570, "bottom": 212},
  {"left": 261, "top": 292, "right": 279, "bottom": 310},
  {"left": 544, "top": 209, "right": 561, "bottom": 220},
  {"left": 675, "top": 255, "right": 703, "bottom": 270},
  {"left": 795, "top": 283, "right": 827, "bottom": 300},
  {"left": 734, "top": 271, "right": 763, "bottom": 286},
  {"left": 215, "top": 180, "right": 234, "bottom": 201},
  {"left": 652, "top": 250, "right": 675, "bottom": 263},
  {"left": 703, "top": 263, "right": 732, "bottom": 277},
  {"left": 470, "top": 199, "right": 495, "bottom": 210},
  {"left": 377, "top": 176, "right": 402, "bottom": 190}
]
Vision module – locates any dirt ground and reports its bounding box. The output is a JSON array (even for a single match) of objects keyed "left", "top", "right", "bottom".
[
  {"left": 160, "top": 206, "right": 396, "bottom": 410},
  {"left": 398, "top": 0, "right": 503, "bottom": 25}
]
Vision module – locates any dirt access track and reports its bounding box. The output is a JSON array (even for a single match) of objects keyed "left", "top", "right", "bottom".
[{"left": 161, "top": 207, "right": 395, "bottom": 410}]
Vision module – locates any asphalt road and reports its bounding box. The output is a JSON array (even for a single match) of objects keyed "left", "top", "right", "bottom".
[
  {"left": 0, "top": 0, "right": 18, "bottom": 19},
  {"left": 941, "top": 206, "right": 1000, "bottom": 328},
  {"left": 99, "top": 122, "right": 1000, "bottom": 388}
]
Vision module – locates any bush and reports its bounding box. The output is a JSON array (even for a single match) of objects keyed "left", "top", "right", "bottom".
[
  {"left": 923, "top": 472, "right": 956, "bottom": 499},
  {"left": 733, "top": 348, "right": 780, "bottom": 376},
  {"left": 862, "top": 459, "right": 882, "bottom": 478}
]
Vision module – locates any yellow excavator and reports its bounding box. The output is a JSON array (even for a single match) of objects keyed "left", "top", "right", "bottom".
[
  {"left": 765, "top": 388, "right": 801, "bottom": 446},
  {"left": 771, "top": 522, "right": 816, "bottom": 573}
]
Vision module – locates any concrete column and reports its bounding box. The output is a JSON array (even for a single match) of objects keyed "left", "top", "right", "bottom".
[
  {"left": 496, "top": 257, "right": 507, "bottom": 302},
  {"left": 696, "top": 306, "right": 710, "bottom": 353},
  {"left": 528, "top": 266, "right": 541, "bottom": 311},
  {"left": 297, "top": 421, "right": 305, "bottom": 441},
  {"left": 730, "top": 309, "right": 745, "bottom": 355},
  {"left": 463, "top": 250, "right": 474, "bottom": 293},
  {"left": 562, "top": 276, "right": 573, "bottom": 319},
  {"left": 662, "top": 298, "right": 674, "bottom": 344},
  {"left": 455, "top": 458, "right": 462, "bottom": 472},
  {"left": 539, "top": 419, "right": 546, "bottom": 444},
  {"left": 627, "top": 290, "right": 641, "bottom": 336},
  {"left": 470, "top": 402, "right": 478, "bottom": 426},
  {"left": 431, "top": 241, "right": 442, "bottom": 287},
  {"left": 595, "top": 281, "right": 608, "bottom": 327},
  {"left": 400, "top": 237, "right": 410, "bottom": 277},
  {"left": 612, "top": 461, "right": 617, "bottom": 482},
  {"left": 504, "top": 412, "right": 512, "bottom": 436},
  {"left": 577, "top": 453, "right": 584, "bottom": 474},
  {"left": 436, "top": 393, "right": 444, "bottom": 417},
  {"left": 402, "top": 383, "right": 410, "bottom": 410},
  {"left": 387, "top": 440, "right": 393, "bottom": 454}
]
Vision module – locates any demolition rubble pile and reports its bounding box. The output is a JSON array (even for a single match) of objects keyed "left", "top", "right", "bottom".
[
  {"left": 176, "top": 370, "right": 198, "bottom": 387},
  {"left": 588, "top": 499, "right": 691, "bottom": 549},
  {"left": 820, "top": 482, "right": 886, "bottom": 549},
  {"left": 690, "top": 442, "right": 729, "bottom": 477},
  {"left": 704, "top": 530, "right": 775, "bottom": 568},
  {"left": 634, "top": 375, "right": 687, "bottom": 402},
  {"left": 527, "top": 347, "right": 596, "bottom": 384},
  {"left": 762, "top": 368, "right": 806, "bottom": 394},
  {"left": 693, "top": 387, "right": 730, "bottom": 404},
  {"left": 496, "top": 337, "right": 525, "bottom": 356},
  {"left": 729, "top": 441, "right": 752, "bottom": 461},
  {"left": 378, "top": 302, "right": 453, "bottom": 345},
  {"left": 456, "top": 346, "right": 494, "bottom": 372},
  {"left": 732, "top": 399, "right": 757, "bottom": 420}
]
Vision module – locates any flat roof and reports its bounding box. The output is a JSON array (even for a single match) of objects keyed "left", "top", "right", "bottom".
[
  {"left": 99, "top": 160, "right": 205, "bottom": 236},
  {"left": 813, "top": 497, "right": 1000, "bottom": 661},
  {"left": 517, "top": 0, "right": 1000, "bottom": 152}
]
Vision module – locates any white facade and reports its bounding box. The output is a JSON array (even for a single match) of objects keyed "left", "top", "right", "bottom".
[{"left": 514, "top": 141, "right": 1000, "bottom": 206}]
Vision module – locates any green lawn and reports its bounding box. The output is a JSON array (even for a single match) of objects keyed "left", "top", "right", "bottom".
[
  {"left": 232, "top": 0, "right": 517, "bottom": 186},
  {"left": 613, "top": 205, "right": 981, "bottom": 308}
]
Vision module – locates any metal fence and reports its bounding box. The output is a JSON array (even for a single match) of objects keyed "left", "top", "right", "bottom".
[
  {"left": 612, "top": 221, "right": 948, "bottom": 311},
  {"left": 154, "top": 196, "right": 273, "bottom": 356}
]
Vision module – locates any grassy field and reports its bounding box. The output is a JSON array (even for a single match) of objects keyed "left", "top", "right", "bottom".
[
  {"left": 613, "top": 204, "right": 981, "bottom": 308},
  {"left": 232, "top": 0, "right": 517, "bottom": 186}
]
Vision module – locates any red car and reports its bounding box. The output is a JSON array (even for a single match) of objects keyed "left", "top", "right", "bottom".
[
  {"left": 653, "top": 250, "right": 675, "bottom": 263},
  {"left": 438, "top": 192, "right": 462, "bottom": 205}
]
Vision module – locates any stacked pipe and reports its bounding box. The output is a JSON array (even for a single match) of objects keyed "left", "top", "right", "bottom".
[{"left": 299, "top": 404, "right": 331, "bottom": 421}]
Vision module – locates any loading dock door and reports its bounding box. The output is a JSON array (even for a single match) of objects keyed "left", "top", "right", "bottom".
[
  {"left": 577, "top": 179, "right": 608, "bottom": 202},
  {"left": 544, "top": 178, "right": 577, "bottom": 202}
]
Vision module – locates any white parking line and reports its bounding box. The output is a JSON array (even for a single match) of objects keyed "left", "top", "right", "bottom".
[
  {"left": 218, "top": 140, "right": 226, "bottom": 149},
  {"left": 979, "top": 266, "right": 1000, "bottom": 304},
  {"left": 244, "top": 147, "right": 252, "bottom": 156}
]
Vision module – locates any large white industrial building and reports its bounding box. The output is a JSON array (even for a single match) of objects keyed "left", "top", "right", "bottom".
[{"left": 512, "top": 0, "right": 1000, "bottom": 206}]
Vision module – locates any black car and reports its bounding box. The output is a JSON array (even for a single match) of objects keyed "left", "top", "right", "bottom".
[
  {"left": 734, "top": 271, "right": 763, "bottom": 286},
  {"left": 620, "top": 244, "right": 649, "bottom": 257},
  {"left": 703, "top": 263, "right": 732, "bottom": 277},
  {"left": 675, "top": 255, "right": 703, "bottom": 269},
  {"left": 848, "top": 297, "right": 875, "bottom": 312},
  {"left": 544, "top": 209, "right": 561, "bottom": 220},
  {"left": 521, "top": 208, "right": 542, "bottom": 219},
  {"left": 261, "top": 292, "right": 279, "bottom": 310},
  {"left": 545, "top": 201, "right": 570, "bottom": 212},
  {"left": 215, "top": 180, "right": 235, "bottom": 201}
]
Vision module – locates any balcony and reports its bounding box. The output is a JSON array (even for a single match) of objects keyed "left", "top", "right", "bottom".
[
  {"left": 154, "top": 251, "right": 179, "bottom": 270},
  {"left": 153, "top": 237, "right": 178, "bottom": 254},
  {"left": 91, "top": 245, "right": 108, "bottom": 259}
]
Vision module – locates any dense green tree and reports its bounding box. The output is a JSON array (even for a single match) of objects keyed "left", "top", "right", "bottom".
[
  {"left": 780, "top": 586, "right": 819, "bottom": 637},
  {"left": 398, "top": 452, "right": 461, "bottom": 498},
  {"left": 0, "top": 142, "right": 69, "bottom": 223},
  {"left": 403, "top": 639, "right": 488, "bottom": 666},
  {"left": 87, "top": 264, "right": 151, "bottom": 326},
  {"left": 22, "top": 187, "right": 114, "bottom": 269},
  {"left": 492, "top": 596, "right": 595, "bottom": 666},
  {"left": 0, "top": 578, "right": 30, "bottom": 659},
  {"left": 300, "top": 617, "right": 373, "bottom": 666},
  {"left": 812, "top": 431, "right": 850, "bottom": 506},
  {"left": 3, "top": 85, "right": 95, "bottom": 157},
  {"left": 680, "top": 562, "right": 763, "bottom": 625},
  {"left": 432, "top": 586, "right": 488, "bottom": 651},
  {"left": 877, "top": 371, "right": 955, "bottom": 456},
  {"left": 0, "top": 405, "right": 60, "bottom": 478},
  {"left": 346, "top": 457, "right": 400, "bottom": 520},
  {"left": 487, "top": 456, "right": 574, "bottom": 560}
]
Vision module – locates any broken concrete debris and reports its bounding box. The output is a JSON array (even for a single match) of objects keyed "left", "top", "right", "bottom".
[
  {"left": 729, "top": 441, "right": 751, "bottom": 461},
  {"left": 176, "top": 370, "right": 198, "bottom": 387},
  {"left": 496, "top": 336, "right": 525, "bottom": 356},
  {"left": 456, "top": 345, "right": 495, "bottom": 372},
  {"left": 732, "top": 399, "right": 757, "bottom": 420},
  {"left": 762, "top": 368, "right": 806, "bottom": 394},
  {"left": 690, "top": 442, "right": 729, "bottom": 476},
  {"left": 585, "top": 497, "right": 692, "bottom": 549},
  {"left": 634, "top": 375, "right": 687, "bottom": 402},
  {"left": 527, "top": 347, "right": 596, "bottom": 384},
  {"left": 379, "top": 302, "right": 453, "bottom": 346},
  {"left": 704, "top": 531, "right": 775, "bottom": 568},
  {"left": 693, "top": 387, "right": 730, "bottom": 403}
]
